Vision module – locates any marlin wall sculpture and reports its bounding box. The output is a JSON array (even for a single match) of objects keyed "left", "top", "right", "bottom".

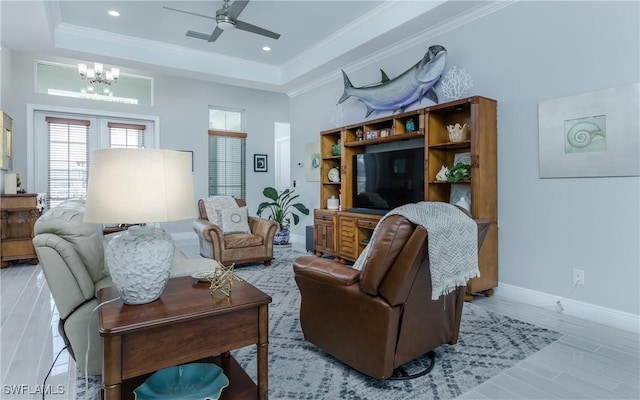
[{"left": 338, "top": 45, "right": 447, "bottom": 117}]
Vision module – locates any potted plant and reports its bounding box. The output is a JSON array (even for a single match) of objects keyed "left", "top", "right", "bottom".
[
  {"left": 257, "top": 187, "right": 310, "bottom": 245},
  {"left": 446, "top": 162, "right": 471, "bottom": 183}
]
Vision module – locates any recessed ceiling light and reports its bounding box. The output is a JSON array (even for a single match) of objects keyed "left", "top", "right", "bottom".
[
  {"left": 262, "top": 46, "right": 271, "bottom": 52},
  {"left": 108, "top": 10, "right": 120, "bottom": 17}
]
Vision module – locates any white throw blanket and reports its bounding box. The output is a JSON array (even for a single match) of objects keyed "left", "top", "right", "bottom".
[{"left": 352, "top": 202, "right": 479, "bottom": 300}]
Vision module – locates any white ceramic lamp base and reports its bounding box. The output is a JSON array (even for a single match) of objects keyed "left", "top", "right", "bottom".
[{"left": 105, "top": 226, "right": 174, "bottom": 305}]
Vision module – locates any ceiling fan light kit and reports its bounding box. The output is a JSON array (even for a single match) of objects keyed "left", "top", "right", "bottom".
[{"left": 216, "top": 11, "right": 235, "bottom": 30}]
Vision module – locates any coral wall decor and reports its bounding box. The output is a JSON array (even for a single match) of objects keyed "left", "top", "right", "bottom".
[{"left": 440, "top": 66, "right": 473, "bottom": 101}]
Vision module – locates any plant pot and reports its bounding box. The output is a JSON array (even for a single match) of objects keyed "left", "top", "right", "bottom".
[{"left": 274, "top": 225, "right": 290, "bottom": 245}]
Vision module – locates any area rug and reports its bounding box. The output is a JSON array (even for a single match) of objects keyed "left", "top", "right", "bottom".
[{"left": 76, "top": 247, "right": 561, "bottom": 399}]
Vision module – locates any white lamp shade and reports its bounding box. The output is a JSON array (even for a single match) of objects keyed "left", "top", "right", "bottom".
[{"left": 84, "top": 148, "right": 195, "bottom": 224}]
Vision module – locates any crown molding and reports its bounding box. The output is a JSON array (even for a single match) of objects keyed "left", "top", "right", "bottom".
[
  {"left": 44, "top": 0, "right": 62, "bottom": 40},
  {"left": 280, "top": 0, "right": 445, "bottom": 83},
  {"left": 54, "top": 23, "right": 283, "bottom": 85},
  {"left": 286, "top": 0, "right": 515, "bottom": 97}
]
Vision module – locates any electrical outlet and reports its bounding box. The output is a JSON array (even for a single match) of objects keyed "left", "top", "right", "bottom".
[{"left": 573, "top": 269, "right": 585, "bottom": 285}]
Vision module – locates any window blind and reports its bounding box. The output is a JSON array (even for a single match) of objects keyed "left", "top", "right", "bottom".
[
  {"left": 208, "top": 130, "right": 246, "bottom": 199},
  {"left": 107, "top": 122, "right": 146, "bottom": 148},
  {"left": 45, "top": 117, "right": 90, "bottom": 208}
]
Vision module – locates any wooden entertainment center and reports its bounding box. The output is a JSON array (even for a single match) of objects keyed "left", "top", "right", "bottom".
[{"left": 313, "top": 95, "right": 498, "bottom": 299}]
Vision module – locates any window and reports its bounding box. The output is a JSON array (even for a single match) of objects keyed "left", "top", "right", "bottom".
[
  {"left": 209, "top": 108, "right": 243, "bottom": 131},
  {"left": 208, "top": 106, "right": 246, "bottom": 199},
  {"left": 36, "top": 61, "right": 154, "bottom": 106},
  {"left": 45, "top": 117, "right": 90, "bottom": 208},
  {"left": 208, "top": 131, "right": 246, "bottom": 199},
  {"left": 38, "top": 114, "right": 153, "bottom": 208},
  {"left": 108, "top": 122, "right": 146, "bottom": 148}
]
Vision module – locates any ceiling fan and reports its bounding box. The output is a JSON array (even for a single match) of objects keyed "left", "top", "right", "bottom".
[{"left": 163, "top": 0, "right": 281, "bottom": 42}]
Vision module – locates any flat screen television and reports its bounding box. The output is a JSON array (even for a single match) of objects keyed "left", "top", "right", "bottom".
[{"left": 351, "top": 147, "right": 424, "bottom": 215}]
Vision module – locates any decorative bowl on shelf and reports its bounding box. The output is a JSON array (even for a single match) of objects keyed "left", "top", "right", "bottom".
[
  {"left": 447, "top": 123, "right": 470, "bottom": 142},
  {"left": 133, "top": 363, "right": 229, "bottom": 400}
]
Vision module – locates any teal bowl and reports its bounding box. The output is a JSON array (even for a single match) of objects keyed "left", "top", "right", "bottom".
[{"left": 134, "top": 363, "right": 229, "bottom": 400}]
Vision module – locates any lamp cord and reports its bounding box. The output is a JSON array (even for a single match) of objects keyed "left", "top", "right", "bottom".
[
  {"left": 42, "top": 344, "right": 69, "bottom": 400},
  {"left": 85, "top": 296, "right": 121, "bottom": 399}
]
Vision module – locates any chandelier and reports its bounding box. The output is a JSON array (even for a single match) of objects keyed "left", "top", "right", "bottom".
[{"left": 78, "top": 63, "right": 120, "bottom": 85}]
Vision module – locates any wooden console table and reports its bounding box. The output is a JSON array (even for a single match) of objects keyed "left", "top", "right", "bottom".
[
  {"left": 98, "top": 276, "right": 272, "bottom": 399},
  {"left": 0, "top": 193, "right": 40, "bottom": 267}
]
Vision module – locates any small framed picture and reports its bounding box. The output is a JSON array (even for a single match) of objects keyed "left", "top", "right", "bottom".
[
  {"left": 254, "top": 154, "right": 268, "bottom": 172},
  {"left": 454, "top": 152, "right": 471, "bottom": 166}
]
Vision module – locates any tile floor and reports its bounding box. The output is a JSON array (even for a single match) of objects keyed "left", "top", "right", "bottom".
[{"left": 1, "top": 239, "right": 638, "bottom": 400}]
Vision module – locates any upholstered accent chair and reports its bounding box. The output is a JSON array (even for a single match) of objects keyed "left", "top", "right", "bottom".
[
  {"left": 293, "top": 214, "right": 490, "bottom": 379},
  {"left": 33, "top": 200, "right": 216, "bottom": 375},
  {"left": 193, "top": 198, "right": 279, "bottom": 266}
]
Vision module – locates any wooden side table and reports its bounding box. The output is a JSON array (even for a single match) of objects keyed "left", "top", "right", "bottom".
[
  {"left": 98, "top": 276, "right": 271, "bottom": 400},
  {"left": 0, "top": 193, "right": 40, "bottom": 267}
]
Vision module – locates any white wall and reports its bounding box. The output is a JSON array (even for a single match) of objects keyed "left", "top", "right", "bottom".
[
  {"left": 0, "top": 45, "right": 12, "bottom": 192},
  {"left": 290, "top": 1, "right": 640, "bottom": 317},
  {"left": 6, "top": 50, "right": 289, "bottom": 234}
]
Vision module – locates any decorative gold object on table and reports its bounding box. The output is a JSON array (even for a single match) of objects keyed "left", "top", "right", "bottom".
[{"left": 207, "top": 263, "right": 242, "bottom": 297}]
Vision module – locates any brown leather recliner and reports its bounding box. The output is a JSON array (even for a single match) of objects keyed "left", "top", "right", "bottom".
[
  {"left": 193, "top": 198, "right": 279, "bottom": 266},
  {"left": 293, "top": 214, "right": 489, "bottom": 379}
]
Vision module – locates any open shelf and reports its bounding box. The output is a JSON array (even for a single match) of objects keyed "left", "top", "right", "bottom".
[{"left": 344, "top": 131, "right": 423, "bottom": 147}]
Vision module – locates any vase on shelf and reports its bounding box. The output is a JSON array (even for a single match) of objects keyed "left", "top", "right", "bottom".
[
  {"left": 406, "top": 119, "right": 415, "bottom": 132},
  {"left": 447, "top": 123, "right": 470, "bottom": 142},
  {"left": 332, "top": 140, "right": 341, "bottom": 156},
  {"left": 327, "top": 196, "right": 339, "bottom": 210}
]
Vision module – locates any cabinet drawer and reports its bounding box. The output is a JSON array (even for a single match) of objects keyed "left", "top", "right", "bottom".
[
  {"left": 356, "top": 218, "right": 379, "bottom": 229},
  {"left": 315, "top": 213, "right": 334, "bottom": 221},
  {"left": 0, "top": 196, "right": 37, "bottom": 209}
]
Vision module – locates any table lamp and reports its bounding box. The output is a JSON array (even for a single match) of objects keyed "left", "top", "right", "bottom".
[{"left": 84, "top": 148, "right": 195, "bottom": 305}]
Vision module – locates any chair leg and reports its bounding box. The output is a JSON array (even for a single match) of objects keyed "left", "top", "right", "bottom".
[
  {"left": 264, "top": 260, "right": 272, "bottom": 266},
  {"left": 388, "top": 351, "right": 435, "bottom": 380}
]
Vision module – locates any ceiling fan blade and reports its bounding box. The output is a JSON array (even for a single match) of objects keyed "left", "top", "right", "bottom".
[
  {"left": 208, "top": 27, "right": 224, "bottom": 42},
  {"left": 186, "top": 30, "right": 212, "bottom": 41},
  {"left": 227, "top": 0, "right": 250, "bottom": 20},
  {"left": 235, "top": 20, "right": 281, "bottom": 40},
  {"left": 162, "top": 6, "right": 215, "bottom": 20}
]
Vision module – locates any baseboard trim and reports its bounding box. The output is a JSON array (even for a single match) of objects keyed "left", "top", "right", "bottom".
[{"left": 494, "top": 283, "right": 640, "bottom": 334}]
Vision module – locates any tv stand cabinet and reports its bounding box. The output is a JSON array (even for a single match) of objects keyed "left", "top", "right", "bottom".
[
  {"left": 313, "top": 211, "right": 381, "bottom": 263},
  {"left": 315, "top": 96, "right": 498, "bottom": 299}
]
